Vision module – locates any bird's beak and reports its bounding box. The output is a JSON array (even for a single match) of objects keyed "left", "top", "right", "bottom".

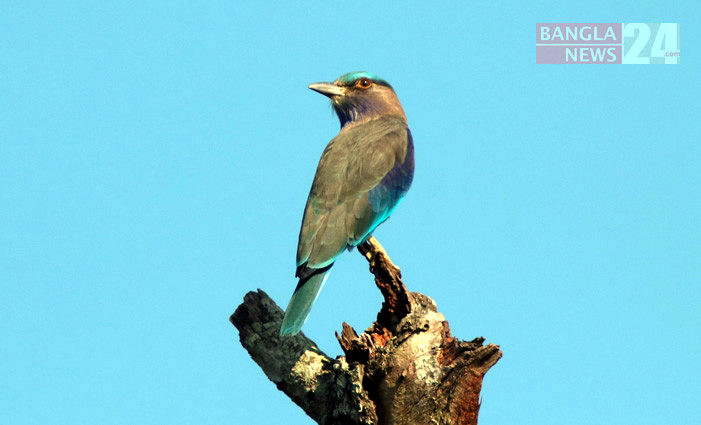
[{"left": 308, "top": 82, "right": 345, "bottom": 98}]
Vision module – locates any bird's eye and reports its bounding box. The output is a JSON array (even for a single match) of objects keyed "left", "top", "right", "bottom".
[{"left": 355, "top": 78, "right": 372, "bottom": 89}]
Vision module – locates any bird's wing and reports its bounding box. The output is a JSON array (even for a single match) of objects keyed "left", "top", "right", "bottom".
[{"left": 296, "top": 116, "right": 411, "bottom": 274}]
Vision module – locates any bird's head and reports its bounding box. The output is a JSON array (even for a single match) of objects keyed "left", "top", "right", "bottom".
[{"left": 308, "top": 71, "right": 406, "bottom": 128}]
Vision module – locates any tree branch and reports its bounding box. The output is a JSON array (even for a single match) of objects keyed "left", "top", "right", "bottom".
[{"left": 231, "top": 237, "right": 502, "bottom": 425}]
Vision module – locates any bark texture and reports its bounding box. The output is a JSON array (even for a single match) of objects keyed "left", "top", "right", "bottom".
[{"left": 231, "top": 237, "right": 502, "bottom": 425}]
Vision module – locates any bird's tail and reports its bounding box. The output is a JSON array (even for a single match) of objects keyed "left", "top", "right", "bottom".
[{"left": 280, "top": 268, "right": 331, "bottom": 336}]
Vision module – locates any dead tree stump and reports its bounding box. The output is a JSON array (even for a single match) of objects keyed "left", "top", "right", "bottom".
[{"left": 231, "top": 237, "right": 502, "bottom": 425}]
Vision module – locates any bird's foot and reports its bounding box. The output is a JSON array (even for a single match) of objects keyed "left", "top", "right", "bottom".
[{"left": 358, "top": 240, "right": 377, "bottom": 272}]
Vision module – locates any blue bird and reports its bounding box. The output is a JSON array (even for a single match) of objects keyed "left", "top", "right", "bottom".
[{"left": 280, "top": 71, "right": 415, "bottom": 336}]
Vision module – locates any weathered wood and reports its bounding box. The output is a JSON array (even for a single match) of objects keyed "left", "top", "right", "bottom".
[{"left": 231, "top": 236, "right": 502, "bottom": 425}]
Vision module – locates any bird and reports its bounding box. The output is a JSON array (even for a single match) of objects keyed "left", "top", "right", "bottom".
[{"left": 280, "top": 71, "right": 414, "bottom": 336}]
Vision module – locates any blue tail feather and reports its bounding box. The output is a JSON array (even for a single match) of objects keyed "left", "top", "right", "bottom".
[{"left": 280, "top": 269, "right": 331, "bottom": 336}]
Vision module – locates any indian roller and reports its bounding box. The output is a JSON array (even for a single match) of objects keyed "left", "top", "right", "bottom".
[{"left": 280, "top": 71, "right": 414, "bottom": 336}]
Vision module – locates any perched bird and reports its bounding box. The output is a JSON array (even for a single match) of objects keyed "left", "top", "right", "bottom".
[{"left": 280, "top": 71, "right": 414, "bottom": 336}]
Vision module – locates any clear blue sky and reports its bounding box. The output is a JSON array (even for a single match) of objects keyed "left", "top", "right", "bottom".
[{"left": 1, "top": 2, "right": 699, "bottom": 424}]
